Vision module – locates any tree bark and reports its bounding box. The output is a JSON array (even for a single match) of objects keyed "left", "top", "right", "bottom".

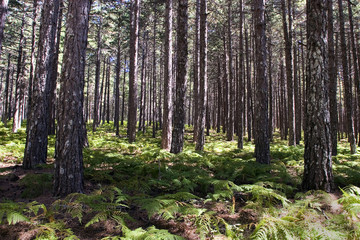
[
  {"left": 238, "top": 0, "right": 244, "bottom": 148},
  {"left": 0, "top": 0, "right": 8, "bottom": 56},
  {"left": 23, "top": 0, "right": 60, "bottom": 169},
  {"left": 328, "top": 0, "right": 338, "bottom": 155},
  {"left": 161, "top": 0, "right": 173, "bottom": 150},
  {"left": 281, "top": 0, "right": 295, "bottom": 146},
  {"left": 195, "top": 0, "right": 207, "bottom": 151},
  {"left": 347, "top": 0, "right": 360, "bottom": 147},
  {"left": 226, "top": 0, "right": 234, "bottom": 141},
  {"left": 253, "top": 0, "right": 270, "bottom": 164},
  {"left": 48, "top": 0, "right": 63, "bottom": 136},
  {"left": 121, "top": 55, "right": 127, "bottom": 126},
  {"left": 114, "top": 32, "right": 121, "bottom": 136},
  {"left": 193, "top": 0, "right": 200, "bottom": 143},
  {"left": 12, "top": 15, "right": 26, "bottom": 133},
  {"left": 127, "top": 0, "right": 140, "bottom": 143},
  {"left": 245, "top": 29, "right": 252, "bottom": 142},
  {"left": 2, "top": 53, "right": 10, "bottom": 125},
  {"left": 92, "top": 20, "right": 102, "bottom": 132},
  {"left": 170, "top": 0, "right": 188, "bottom": 154},
  {"left": 338, "top": 0, "right": 356, "bottom": 154},
  {"left": 302, "top": 0, "right": 334, "bottom": 192},
  {"left": 54, "top": 0, "right": 91, "bottom": 196}
]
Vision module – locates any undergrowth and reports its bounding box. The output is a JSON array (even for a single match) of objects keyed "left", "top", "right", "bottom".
[{"left": 0, "top": 122, "right": 360, "bottom": 239}]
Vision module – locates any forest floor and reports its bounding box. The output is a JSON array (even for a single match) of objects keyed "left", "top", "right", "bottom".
[{"left": 0, "top": 121, "right": 360, "bottom": 239}]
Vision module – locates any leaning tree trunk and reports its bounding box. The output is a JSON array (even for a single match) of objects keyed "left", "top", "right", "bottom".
[
  {"left": 23, "top": 0, "right": 60, "bottom": 169},
  {"left": 127, "top": 0, "right": 140, "bottom": 143},
  {"left": 0, "top": 0, "right": 8, "bottom": 56},
  {"left": 302, "top": 0, "right": 334, "bottom": 192},
  {"left": 170, "top": 0, "right": 188, "bottom": 154},
  {"left": 54, "top": 0, "right": 91, "bottom": 197},
  {"left": 161, "top": 0, "right": 173, "bottom": 150},
  {"left": 195, "top": 0, "right": 207, "bottom": 151},
  {"left": 253, "top": 0, "right": 270, "bottom": 164}
]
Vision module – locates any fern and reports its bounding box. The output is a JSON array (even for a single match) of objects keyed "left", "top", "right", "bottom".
[
  {"left": 35, "top": 221, "right": 79, "bottom": 240},
  {"left": 53, "top": 186, "right": 130, "bottom": 228},
  {"left": 121, "top": 226, "right": 185, "bottom": 240},
  {"left": 6, "top": 211, "right": 29, "bottom": 224},
  {"left": 206, "top": 180, "right": 289, "bottom": 209},
  {"left": 338, "top": 185, "right": 360, "bottom": 238},
  {"left": 136, "top": 192, "right": 198, "bottom": 220},
  {"left": 0, "top": 200, "right": 47, "bottom": 225},
  {"left": 251, "top": 214, "right": 298, "bottom": 240}
]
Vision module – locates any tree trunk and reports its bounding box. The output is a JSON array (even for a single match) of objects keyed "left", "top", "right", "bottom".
[
  {"left": 281, "top": 0, "right": 295, "bottom": 146},
  {"left": 92, "top": 21, "right": 102, "bottom": 132},
  {"left": 54, "top": 0, "right": 91, "bottom": 197},
  {"left": 338, "top": 0, "right": 356, "bottom": 154},
  {"left": 12, "top": 15, "right": 26, "bottom": 133},
  {"left": 106, "top": 58, "right": 111, "bottom": 123},
  {"left": 195, "top": 0, "right": 207, "bottom": 151},
  {"left": 328, "top": 0, "right": 338, "bottom": 156},
  {"left": 226, "top": 0, "right": 234, "bottom": 141},
  {"left": 253, "top": 0, "right": 270, "bottom": 164},
  {"left": 245, "top": 29, "right": 252, "bottom": 142},
  {"left": 23, "top": 0, "right": 60, "bottom": 169},
  {"left": 138, "top": 33, "right": 147, "bottom": 132},
  {"left": 170, "top": 0, "right": 188, "bottom": 154},
  {"left": 26, "top": 0, "right": 38, "bottom": 128},
  {"left": 48, "top": 0, "right": 63, "bottom": 135},
  {"left": 161, "top": 0, "right": 173, "bottom": 150},
  {"left": 121, "top": 55, "right": 126, "bottom": 126},
  {"left": 2, "top": 53, "right": 10, "bottom": 125},
  {"left": 127, "top": 0, "right": 140, "bottom": 143},
  {"left": 268, "top": 35, "right": 273, "bottom": 142},
  {"left": 347, "top": 0, "right": 360, "bottom": 147},
  {"left": 302, "top": 0, "right": 334, "bottom": 192},
  {"left": 0, "top": 0, "right": 8, "bottom": 56},
  {"left": 193, "top": 0, "right": 200, "bottom": 143},
  {"left": 238, "top": 0, "right": 244, "bottom": 148},
  {"left": 152, "top": 9, "right": 157, "bottom": 138},
  {"left": 114, "top": 32, "right": 121, "bottom": 136}
]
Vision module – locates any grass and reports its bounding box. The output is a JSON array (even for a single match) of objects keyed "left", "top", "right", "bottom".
[{"left": 1, "top": 121, "right": 360, "bottom": 239}]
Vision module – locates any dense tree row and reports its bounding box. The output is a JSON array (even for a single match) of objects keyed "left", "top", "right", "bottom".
[{"left": 0, "top": 0, "right": 359, "bottom": 195}]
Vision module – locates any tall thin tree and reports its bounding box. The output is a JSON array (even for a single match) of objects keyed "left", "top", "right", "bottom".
[
  {"left": 253, "top": 0, "right": 270, "bottom": 164},
  {"left": 171, "top": 0, "right": 188, "bottom": 154},
  {"left": 338, "top": 0, "right": 356, "bottom": 154},
  {"left": 127, "top": 0, "right": 140, "bottom": 143},
  {"left": 195, "top": 0, "right": 207, "bottom": 151},
  {"left": 161, "top": 0, "right": 173, "bottom": 150}
]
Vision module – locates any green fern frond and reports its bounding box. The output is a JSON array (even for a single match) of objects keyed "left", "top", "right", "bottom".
[
  {"left": 251, "top": 215, "right": 297, "bottom": 240},
  {"left": 121, "top": 226, "right": 185, "bottom": 240},
  {"left": 6, "top": 211, "right": 29, "bottom": 224},
  {"left": 85, "top": 212, "right": 108, "bottom": 228}
]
